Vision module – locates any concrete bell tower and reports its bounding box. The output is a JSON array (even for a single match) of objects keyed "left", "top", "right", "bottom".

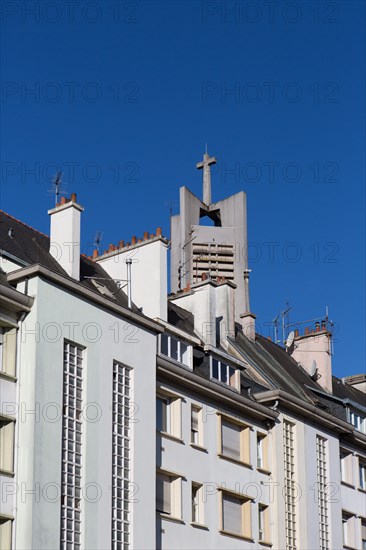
[{"left": 170, "top": 151, "right": 250, "bottom": 323}]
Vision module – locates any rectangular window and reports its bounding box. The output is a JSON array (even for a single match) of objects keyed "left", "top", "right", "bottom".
[
  {"left": 258, "top": 504, "right": 270, "bottom": 543},
  {"left": 191, "top": 483, "right": 204, "bottom": 525},
  {"left": 156, "top": 393, "right": 181, "bottom": 439},
  {"left": 361, "top": 519, "right": 366, "bottom": 550},
  {"left": 342, "top": 512, "right": 355, "bottom": 548},
  {"left": 112, "top": 362, "right": 131, "bottom": 550},
  {"left": 0, "top": 517, "right": 12, "bottom": 550},
  {"left": 191, "top": 406, "right": 203, "bottom": 446},
  {"left": 256, "top": 433, "right": 269, "bottom": 471},
  {"left": 0, "top": 419, "right": 15, "bottom": 473},
  {"left": 156, "top": 473, "right": 182, "bottom": 519},
  {"left": 350, "top": 411, "right": 366, "bottom": 434},
  {"left": 60, "top": 342, "right": 83, "bottom": 550},
  {"left": 220, "top": 418, "right": 250, "bottom": 465},
  {"left": 340, "top": 450, "right": 353, "bottom": 485},
  {"left": 156, "top": 396, "right": 170, "bottom": 433},
  {"left": 0, "top": 327, "right": 17, "bottom": 377},
  {"left": 159, "top": 334, "right": 192, "bottom": 368},
  {"left": 316, "top": 436, "right": 329, "bottom": 550},
  {"left": 210, "top": 357, "right": 237, "bottom": 389},
  {"left": 284, "top": 421, "right": 296, "bottom": 550},
  {"left": 359, "top": 460, "right": 366, "bottom": 490},
  {"left": 221, "top": 491, "right": 251, "bottom": 539}
]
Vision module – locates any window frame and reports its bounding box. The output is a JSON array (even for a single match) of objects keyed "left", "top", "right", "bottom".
[
  {"left": 349, "top": 410, "right": 366, "bottom": 434},
  {"left": 359, "top": 459, "right": 366, "bottom": 491},
  {"left": 156, "top": 470, "right": 183, "bottom": 521},
  {"left": 0, "top": 417, "right": 15, "bottom": 475},
  {"left": 340, "top": 449, "right": 354, "bottom": 486},
  {"left": 219, "top": 489, "right": 253, "bottom": 541},
  {"left": 191, "top": 482, "right": 205, "bottom": 526},
  {"left": 156, "top": 391, "right": 182, "bottom": 440},
  {"left": 159, "top": 333, "right": 192, "bottom": 369},
  {"left": 342, "top": 511, "right": 356, "bottom": 548},
  {"left": 0, "top": 326, "right": 17, "bottom": 378},
  {"left": 218, "top": 414, "right": 251, "bottom": 467},
  {"left": 210, "top": 356, "right": 239, "bottom": 390},
  {"left": 256, "top": 432, "right": 270, "bottom": 473},
  {"left": 258, "top": 503, "right": 271, "bottom": 544},
  {"left": 190, "top": 405, "right": 204, "bottom": 448}
]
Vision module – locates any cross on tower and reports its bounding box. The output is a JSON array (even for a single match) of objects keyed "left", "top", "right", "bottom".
[{"left": 196, "top": 151, "right": 217, "bottom": 205}]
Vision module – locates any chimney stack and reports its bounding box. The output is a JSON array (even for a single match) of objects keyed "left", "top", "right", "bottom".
[
  {"left": 48, "top": 193, "right": 84, "bottom": 281},
  {"left": 290, "top": 321, "right": 333, "bottom": 393},
  {"left": 239, "top": 269, "right": 256, "bottom": 341}
]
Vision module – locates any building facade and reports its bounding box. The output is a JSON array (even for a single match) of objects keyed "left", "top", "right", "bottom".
[{"left": 0, "top": 154, "right": 365, "bottom": 550}]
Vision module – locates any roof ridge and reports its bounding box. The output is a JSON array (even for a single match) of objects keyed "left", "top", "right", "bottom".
[{"left": 0, "top": 210, "right": 49, "bottom": 240}]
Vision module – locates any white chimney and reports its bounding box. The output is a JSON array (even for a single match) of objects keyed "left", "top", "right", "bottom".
[
  {"left": 170, "top": 275, "right": 236, "bottom": 348},
  {"left": 240, "top": 312, "right": 256, "bottom": 341},
  {"left": 290, "top": 322, "right": 333, "bottom": 393},
  {"left": 94, "top": 228, "right": 169, "bottom": 320},
  {"left": 48, "top": 193, "right": 83, "bottom": 281},
  {"left": 239, "top": 269, "right": 256, "bottom": 341}
]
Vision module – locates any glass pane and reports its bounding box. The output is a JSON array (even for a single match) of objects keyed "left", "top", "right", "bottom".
[
  {"left": 212, "top": 358, "right": 219, "bottom": 380},
  {"left": 170, "top": 338, "right": 178, "bottom": 361},
  {"left": 156, "top": 397, "right": 167, "bottom": 432},
  {"left": 160, "top": 334, "right": 168, "bottom": 356}
]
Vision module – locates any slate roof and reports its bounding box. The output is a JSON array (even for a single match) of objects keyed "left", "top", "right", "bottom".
[
  {"left": 167, "top": 300, "right": 196, "bottom": 337},
  {"left": 0, "top": 210, "right": 135, "bottom": 310}
]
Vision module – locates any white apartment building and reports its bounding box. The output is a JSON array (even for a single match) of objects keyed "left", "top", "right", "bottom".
[{"left": 0, "top": 152, "right": 365, "bottom": 550}]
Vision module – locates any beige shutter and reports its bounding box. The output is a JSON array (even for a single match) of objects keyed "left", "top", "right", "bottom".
[
  {"left": 222, "top": 420, "right": 241, "bottom": 460},
  {"left": 2, "top": 328, "right": 17, "bottom": 376},
  {"left": 0, "top": 518, "right": 12, "bottom": 550},
  {"left": 0, "top": 421, "right": 15, "bottom": 472}
]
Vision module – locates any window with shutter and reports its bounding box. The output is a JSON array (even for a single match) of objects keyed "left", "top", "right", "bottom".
[
  {"left": 222, "top": 420, "right": 241, "bottom": 460},
  {"left": 0, "top": 327, "right": 17, "bottom": 377},
  {"left": 0, "top": 518, "right": 12, "bottom": 550},
  {"left": 220, "top": 491, "right": 252, "bottom": 539},
  {"left": 222, "top": 494, "right": 242, "bottom": 535},
  {"left": 0, "top": 420, "right": 15, "bottom": 473},
  {"left": 156, "top": 474, "right": 171, "bottom": 515}
]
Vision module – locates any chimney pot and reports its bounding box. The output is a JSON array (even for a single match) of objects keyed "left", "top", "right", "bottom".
[
  {"left": 156, "top": 227, "right": 162, "bottom": 237},
  {"left": 137, "top": 238, "right": 142, "bottom": 243},
  {"left": 70, "top": 192, "right": 77, "bottom": 202},
  {"left": 60, "top": 196, "right": 67, "bottom": 205},
  {"left": 108, "top": 244, "right": 114, "bottom": 252},
  {"left": 315, "top": 321, "right": 320, "bottom": 332},
  {"left": 294, "top": 329, "right": 299, "bottom": 337},
  {"left": 131, "top": 236, "right": 137, "bottom": 245},
  {"left": 119, "top": 240, "right": 124, "bottom": 248},
  {"left": 186, "top": 282, "right": 191, "bottom": 291},
  {"left": 202, "top": 272, "right": 207, "bottom": 281},
  {"left": 143, "top": 231, "right": 149, "bottom": 241},
  {"left": 305, "top": 327, "right": 309, "bottom": 335},
  {"left": 150, "top": 234, "right": 155, "bottom": 239},
  {"left": 93, "top": 249, "right": 98, "bottom": 259}
]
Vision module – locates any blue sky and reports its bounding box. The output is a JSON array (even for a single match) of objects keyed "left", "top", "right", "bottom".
[{"left": 1, "top": 0, "right": 365, "bottom": 377}]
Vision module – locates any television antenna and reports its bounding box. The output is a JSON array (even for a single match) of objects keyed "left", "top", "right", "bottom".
[
  {"left": 93, "top": 231, "right": 104, "bottom": 253},
  {"left": 48, "top": 171, "right": 67, "bottom": 206}
]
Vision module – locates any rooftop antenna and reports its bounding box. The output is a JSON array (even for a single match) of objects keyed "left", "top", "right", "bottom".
[
  {"left": 93, "top": 231, "right": 103, "bottom": 253},
  {"left": 48, "top": 171, "right": 66, "bottom": 206}
]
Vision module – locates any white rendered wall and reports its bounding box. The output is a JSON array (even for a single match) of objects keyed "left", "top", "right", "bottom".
[
  {"left": 13, "top": 276, "right": 157, "bottom": 550},
  {"left": 97, "top": 239, "right": 168, "bottom": 321},
  {"left": 156, "top": 378, "right": 273, "bottom": 549}
]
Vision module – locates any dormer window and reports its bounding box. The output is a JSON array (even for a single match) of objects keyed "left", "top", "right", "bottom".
[
  {"left": 210, "top": 356, "right": 238, "bottom": 390},
  {"left": 349, "top": 410, "right": 366, "bottom": 434},
  {"left": 159, "top": 333, "right": 192, "bottom": 368}
]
